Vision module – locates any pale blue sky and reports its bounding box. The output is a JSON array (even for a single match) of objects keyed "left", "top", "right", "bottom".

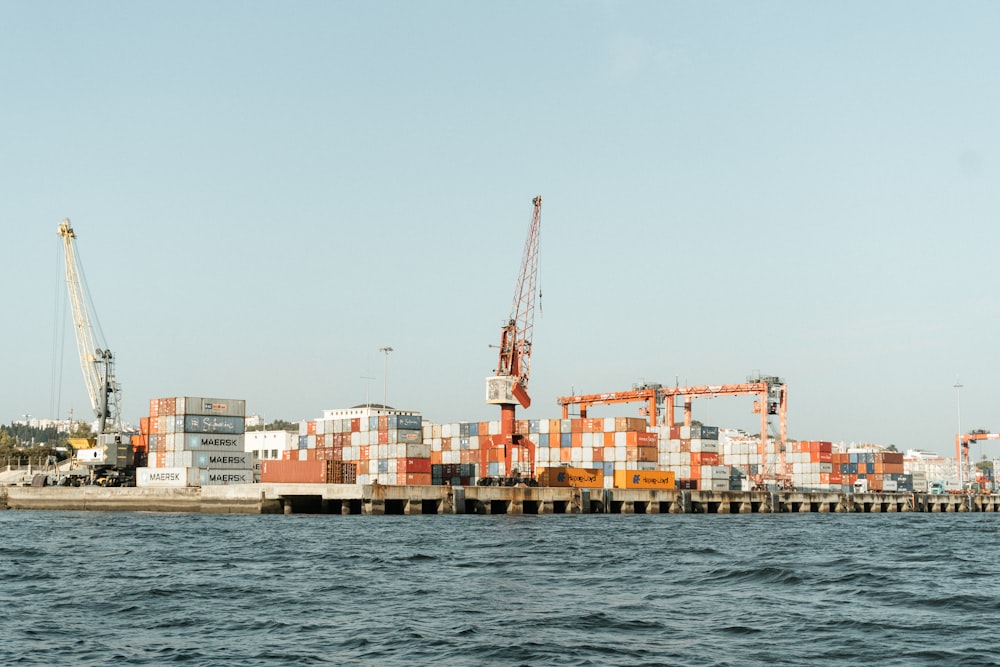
[{"left": 3, "top": 2, "right": 998, "bottom": 456}]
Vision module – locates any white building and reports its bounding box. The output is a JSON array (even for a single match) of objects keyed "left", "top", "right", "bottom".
[{"left": 245, "top": 430, "right": 297, "bottom": 462}]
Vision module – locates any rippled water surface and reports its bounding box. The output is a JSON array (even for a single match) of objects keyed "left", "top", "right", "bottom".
[{"left": 2, "top": 511, "right": 1000, "bottom": 666}]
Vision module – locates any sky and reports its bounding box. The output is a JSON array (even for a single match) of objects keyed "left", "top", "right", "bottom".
[{"left": 2, "top": 2, "right": 999, "bottom": 457}]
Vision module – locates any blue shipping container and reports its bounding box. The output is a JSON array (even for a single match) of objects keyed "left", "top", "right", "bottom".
[
  {"left": 538, "top": 433, "right": 549, "bottom": 448},
  {"left": 560, "top": 432, "right": 572, "bottom": 447},
  {"left": 184, "top": 414, "right": 245, "bottom": 434}
]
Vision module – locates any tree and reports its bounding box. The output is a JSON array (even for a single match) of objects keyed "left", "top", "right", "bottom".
[
  {"left": 886, "top": 444, "right": 899, "bottom": 452},
  {"left": 69, "top": 421, "right": 94, "bottom": 439},
  {"left": 246, "top": 419, "right": 299, "bottom": 433}
]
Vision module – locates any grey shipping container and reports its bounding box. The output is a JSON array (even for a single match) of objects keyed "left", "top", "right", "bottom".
[{"left": 177, "top": 397, "right": 246, "bottom": 417}]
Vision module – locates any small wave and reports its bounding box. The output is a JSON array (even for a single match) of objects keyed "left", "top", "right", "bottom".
[{"left": 704, "top": 566, "right": 804, "bottom": 585}]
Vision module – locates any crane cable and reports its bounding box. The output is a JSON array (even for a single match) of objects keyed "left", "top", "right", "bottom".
[{"left": 49, "top": 237, "right": 67, "bottom": 422}]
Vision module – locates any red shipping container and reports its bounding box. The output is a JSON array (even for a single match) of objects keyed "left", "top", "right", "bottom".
[
  {"left": 398, "top": 458, "right": 431, "bottom": 474},
  {"left": 405, "top": 473, "right": 432, "bottom": 486},
  {"left": 351, "top": 418, "right": 361, "bottom": 432},
  {"left": 637, "top": 432, "right": 658, "bottom": 447}
]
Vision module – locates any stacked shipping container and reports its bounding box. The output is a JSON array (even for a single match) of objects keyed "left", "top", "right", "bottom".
[
  {"left": 836, "top": 450, "right": 911, "bottom": 492},
  {"left": 268, "top": 412, "right": 423, "bottom": 485},
  {"left": 137, "top": 397, "right": 251, "bottom": 487}
]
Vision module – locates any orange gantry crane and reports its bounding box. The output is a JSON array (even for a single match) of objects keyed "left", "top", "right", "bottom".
[
  {"left": 483, "top": 196, "right": 542, "bottom": 480},
  {"left": 557, "top": 374, "right": 788, "bottom": 482},
  {"left": 956, "top": 431, "right": 1000, "bottom": 488}
]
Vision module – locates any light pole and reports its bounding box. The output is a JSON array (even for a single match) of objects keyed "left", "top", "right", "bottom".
[
  {"left": 379, "top": 347, "right": 393, "bottom": 409},
  {"left": 955, "top": 378, "right": 963, "bottom": 487}
]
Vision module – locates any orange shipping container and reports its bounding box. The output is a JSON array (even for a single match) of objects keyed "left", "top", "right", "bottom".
[
  {"left": 401, "top": 472, "right": 432, "bottom": 486},
  {"left": 614, "top": 469, "right": 675, "bottom": 490},
  {"left": 537, "top": 467, "right": 604, "bottom": 488},
  {"left": 571, "top": 432, "right": 583, "bottom": 447}
]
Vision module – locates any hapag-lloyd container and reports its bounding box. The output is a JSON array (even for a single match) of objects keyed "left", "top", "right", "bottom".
[{"left": 176, "top": 397, "right": 246, "bottom": 417}]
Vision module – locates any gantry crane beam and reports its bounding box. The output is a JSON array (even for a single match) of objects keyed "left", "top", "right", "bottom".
[{"left": 557, "top": 375, "right": 789, "bottom": 482}]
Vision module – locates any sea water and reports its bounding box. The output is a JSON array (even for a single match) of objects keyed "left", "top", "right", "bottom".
[{"left": 2, "top": 511, "right": 998, "bottom": 666}]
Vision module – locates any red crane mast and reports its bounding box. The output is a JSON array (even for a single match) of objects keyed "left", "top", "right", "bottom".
[{"left": 484, "top": 195, "right": 542, "bottom": 480}]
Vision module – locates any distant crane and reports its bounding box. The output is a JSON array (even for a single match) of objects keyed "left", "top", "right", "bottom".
[
  {"left": 58, "top": 219, "right": 132, "bottom": 479},
  {"left": 483, "top": 196, "right": 542, "bottom": 483},
  {"left": 956, "top": 431, "right": 1000, "bottom": 490}
]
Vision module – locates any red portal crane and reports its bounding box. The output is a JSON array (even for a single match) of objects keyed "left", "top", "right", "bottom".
[
  {"left": 484, "top": 195, "right": 542, "bottom": 480},
  {"left": 956, "top": 431, "right": 1000, "bottom": 488}
]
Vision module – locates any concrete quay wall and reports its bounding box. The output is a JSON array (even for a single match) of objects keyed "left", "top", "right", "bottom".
[{"left": 2, "top": 484, "right": 998, "bottom": 515}]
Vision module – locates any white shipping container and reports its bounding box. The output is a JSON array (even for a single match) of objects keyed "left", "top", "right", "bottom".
[
  {"left": 137, "top": 467, "right": 199, "bottom": 487},
  {"left": 406, "top": 443, "right": 431, "bottom": 458}
]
